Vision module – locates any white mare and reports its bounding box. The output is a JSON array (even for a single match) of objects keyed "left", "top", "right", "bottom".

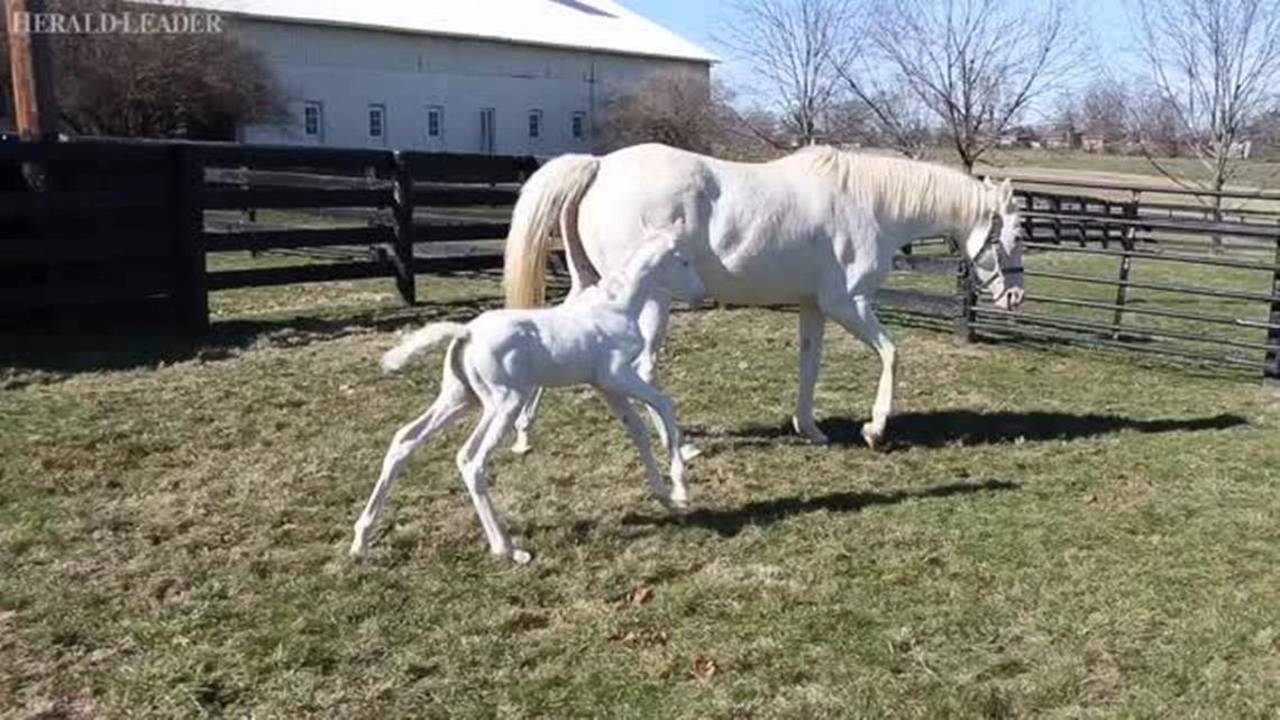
[
  {"left": 504, "top": 144, "right": 1026, "bottom": 452},
  {"left": 350, "top": 221, "right": 706, "bottom": 564}
]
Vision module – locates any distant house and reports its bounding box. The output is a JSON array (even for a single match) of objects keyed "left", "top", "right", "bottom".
[
  {"left": 997, "top": 126, "right": 1042, "bottom": 149},
  {"left": 166, "top": 0, "right": 716, "bottom": 155},
  {"left": 1044, "top": 128, "right": 1083, "bottom": 150},
  {"left": 1227, "top": 139, "right": 1253, "bottom": 159},
  {"left": 1082, "top": 133, "right": 1107, "bottom": 153}
]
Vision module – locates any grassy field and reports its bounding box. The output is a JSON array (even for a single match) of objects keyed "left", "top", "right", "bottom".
[{"left": 4, "top": 265, "right": 1280, "bottom": 718}]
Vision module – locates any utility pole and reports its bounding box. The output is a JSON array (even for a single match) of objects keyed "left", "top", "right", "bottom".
[
  {"left": 5, "top": 0, "right": 58, "bottom": 188},
  {"left": 6, "top": 0, "right": 58, "bottom": 140}
]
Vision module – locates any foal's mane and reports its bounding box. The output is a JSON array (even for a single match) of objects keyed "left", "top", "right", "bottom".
[
  {"left": 596, "top": 238, "right": 667, "bottom": 303},
  {"left": 781, "top": 146, "right": 995, "bottom": 230}
]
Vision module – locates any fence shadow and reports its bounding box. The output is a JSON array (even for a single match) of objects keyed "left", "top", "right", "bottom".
[
  {"left": 0, "top": 295, "right": 502, "bottom": 382},
  {"left": 693, "top": 410, "right": 1248, "bottom": 449},
  {"left": 622, "top": 479, "right": 1020, "bottom": 538}
]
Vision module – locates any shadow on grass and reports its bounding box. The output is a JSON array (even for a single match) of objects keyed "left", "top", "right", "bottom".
[
  {"left": 693, "top": 410, "right": 1247, "bottom": 449},
  {"left": 0, "top": 296, "right": 502, "bottom": 383},
  {"left": 622, "top": 479, "right": 1020, "bottom": 537}
]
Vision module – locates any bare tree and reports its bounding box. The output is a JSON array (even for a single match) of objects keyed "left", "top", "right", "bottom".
[
  {"left": 601, "top": 72, "right": 719, "bottom": 153},
  {"left": 1080, "top": 79, "right": 1129, "bottom": 147},
  {"left": 1133, "top": 0, "right": 1280, "bottom": 241},
  {"left": 602, "top": 73, "right": 782, "bottom": 160},
  {"left": 1, "top": 0, "right": 283, "bottom": 139},
  {"left": 1128, "top": 86, "right": 1184, "bottom": 156},
  {"left": 833, "top": 76, "right": 938, "bottom": 158},
  {"left": 717, "top": 0, "right": 861, "bottom": 146},
  {"left": 842, "top": 0, "right": 1081, "bottom": 172}
]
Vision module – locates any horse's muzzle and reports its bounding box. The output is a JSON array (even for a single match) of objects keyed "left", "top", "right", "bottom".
[{"left": 995, "top": 287, "right": 1025, "bottom": 310}]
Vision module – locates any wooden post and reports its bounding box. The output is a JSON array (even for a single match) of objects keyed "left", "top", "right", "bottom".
[
  {"left": 173, "top": 145, "right": 209, "bottom": 332},
  {"left": 1111, "top": 227, "right": 1136, "bottom": 341},
  {"left": 5, "top": 0, "right": 57, "bottom": 142},
  {"left": 1264, "top": 233, "right": 1280, "bottom": 385},
  {"left": 955, "top": 256, "right": 976, "bottom": 342},
  {"left": 390, "top": 151, "right": 417, "bottom": 305},
  {"left": 6, "top": 0, "right": 58, "bottom": 190}
]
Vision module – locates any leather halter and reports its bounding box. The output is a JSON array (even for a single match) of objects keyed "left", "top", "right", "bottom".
[{"left": 972, "top": 212, "right": 1024, "bottom": 290}]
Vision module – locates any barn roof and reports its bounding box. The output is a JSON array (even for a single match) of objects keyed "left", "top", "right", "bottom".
[{"left": 160, "top": 0, "right": 718, "bottom": 63}]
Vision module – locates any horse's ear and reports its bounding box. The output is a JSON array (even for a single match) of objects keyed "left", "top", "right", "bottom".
[{"left": 1000, "top": 178, "right": 1013, "bottom": 203}]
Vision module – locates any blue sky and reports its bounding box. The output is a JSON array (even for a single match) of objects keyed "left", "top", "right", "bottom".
[{"left": 619, "top": 0, "right": 1141, "bottom": 112}]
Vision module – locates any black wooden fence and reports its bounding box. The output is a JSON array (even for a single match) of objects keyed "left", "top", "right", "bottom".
[
  {"left": 3, "top": 137, "right": 1278, "bottom": 384},
  {"left": 0, "top": 137, "right": 537, "bottom": 332},
  {"left": 963, "top": 178, "right": 1280, "bottom": 384}
]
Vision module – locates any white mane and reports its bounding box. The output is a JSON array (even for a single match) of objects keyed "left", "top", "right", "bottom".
[{"left": 780, "top": 146, "right": 995, "bottom": 231}]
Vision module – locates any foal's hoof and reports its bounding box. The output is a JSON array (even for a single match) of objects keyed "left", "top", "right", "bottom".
[
  {"left": 510, "top": 430, "right": 533, "bottom": 455},
  {"left": 861, "top": 422, "right": 885, "bottom": 451},
  {"left": 679, "top": 443, "right": 702, "bottom": 462},
  {"left": 510, "top": 549, "right": 533, "bottom": 565}
]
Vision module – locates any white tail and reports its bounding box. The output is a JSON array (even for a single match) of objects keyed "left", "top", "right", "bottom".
[
  {"left": 503, "top": 154, "right": 600, "bottom": 308},
  {"left": 381, "top": 322, "right": 469, "bottom": 373}
]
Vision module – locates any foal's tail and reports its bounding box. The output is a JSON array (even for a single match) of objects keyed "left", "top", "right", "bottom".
[
  {"left": 381, "top": 322, "right": 469, "bottom": 373},
  {"left": 504, "top": 154, "right": 600, "bottom": 308}
]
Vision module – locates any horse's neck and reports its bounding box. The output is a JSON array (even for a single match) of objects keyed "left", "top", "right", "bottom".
[
  {"left": 878, "top": 217, "right": 953, "bottom": 250},
  {"left": 606, "top": 273, "right": 658, "bottom": 317},
  {"left": 600, "top": 248, "right": 662, "bottom": 315}
]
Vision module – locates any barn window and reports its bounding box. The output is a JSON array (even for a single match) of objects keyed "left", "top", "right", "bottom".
[
  {"left": 368, "top": 104, "right": 386, "bottom": 139},
  {"left": 571, "top": 112, "right": 586, "bottom": 140},
  {"left": 427, "top": 106, "right": 443, "bottom": 137},
  {"left": 303, "top": 101, "right": 322, "bottom": 137},
  {"left": 528, "top": 110, "right": 543, "bottom": 139}
]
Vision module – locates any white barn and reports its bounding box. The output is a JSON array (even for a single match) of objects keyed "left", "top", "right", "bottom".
[{"left": 174, "top": 0, "right": 716, "bottom": 155}]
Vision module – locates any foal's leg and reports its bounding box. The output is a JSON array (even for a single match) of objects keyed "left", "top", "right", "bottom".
[
  {"left": 457, "top": 392, "right": 531, "bottom": 564},
  {"left": 598, "top": 389, "right": 678, "bottom": 510},
  {"left": 510, "top": 387, "right": 542, "bottom": 455},
  {"left": 819, "top": 292, "right": 898, "bottom": 450},
  {"left": 350, "top": 385, "right": 473, "bottom": 557},
  {"left": 634, "top": 297, "right": 700, "bottom": 461},
  {"left": 793, "top": 302, "right": 830, "bottom": 444},
  {"left": 599, "top": 365, "right": 689, "bottom": 509}
]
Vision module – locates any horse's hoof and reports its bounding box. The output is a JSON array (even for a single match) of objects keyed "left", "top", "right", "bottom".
[
  {"left": 861, "top": 423, "right": 885, "bottom": 451},
  {"left": 792, "top": 415, "right": 830, "bottom": 445},
  {"left": 348, "top": 540, "right": 367, "bottom": 558},
  {"left": 679, "top": 443, "right": 702, "bottom": 462},
  {"left": 510, "top": 549, "right": 533, "bottom": 565}
]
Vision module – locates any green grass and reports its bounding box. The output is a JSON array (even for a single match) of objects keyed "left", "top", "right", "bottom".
[
  {"left": 978, "top": 148, "right": 1280, "bottom": 191},
  {"left": 3, "top": 267, "right": 1280, "bottom": 718}
]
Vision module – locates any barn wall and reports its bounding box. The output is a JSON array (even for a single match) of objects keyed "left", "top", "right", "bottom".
[{"left": 231, "top": 19, "right": 711, "bottom": 155}]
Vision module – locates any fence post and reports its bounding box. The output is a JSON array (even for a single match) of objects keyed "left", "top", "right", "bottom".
[
  {"left": 1111, "top": 227, "right": 1136, "bottom": 341},
  {"left": 955, "top": 256, "right": 976, "bottom": 342},
  {"left": 173, "top": 145, "right": 208, "bottom": 333},
  {"left": 390, "top": 151, "right": 417, "bottom": 305},
  {"left": 1265, "top": 233, "right": 1280, "bottom": 385}
]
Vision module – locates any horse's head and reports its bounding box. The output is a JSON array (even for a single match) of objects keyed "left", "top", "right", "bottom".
[
  {"left": 639, "top": 217, "right": 707, "bottom": 307},
  {"left": 963, "top": 178, "right": 1025, "bottom": 311}
]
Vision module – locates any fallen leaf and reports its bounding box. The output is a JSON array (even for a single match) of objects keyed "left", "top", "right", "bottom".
[
  {"left": 692, "top": 655, "right": 719, "bottom": 682},
  {"left": 628, "top": 584, "right": 654, "bottom": 607}
]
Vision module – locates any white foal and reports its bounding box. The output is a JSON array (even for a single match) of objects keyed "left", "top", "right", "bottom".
[{"left": 350, "top": 221, "right": 706, "bottom": 564}]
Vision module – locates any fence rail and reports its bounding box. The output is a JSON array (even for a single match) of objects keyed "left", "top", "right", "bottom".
[
  {"left": 0, "top": 137, "right": 536, "bottom": 331},
  {"left": 3, "top": 137, "right": 1278, "bottom": 384},
  {"left": 931, "top": 181, "right": 1280, "bottom": 383}
]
